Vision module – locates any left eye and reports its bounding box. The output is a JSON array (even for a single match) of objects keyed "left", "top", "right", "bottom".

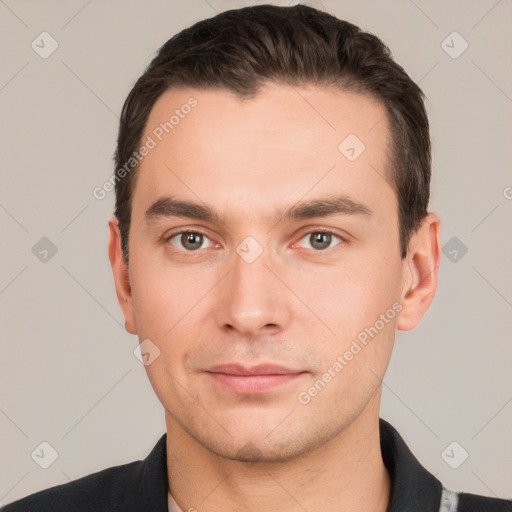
[
  {"left": 167, "top": 231, "right": 215, "bottom": 251},
  {"left": 297, "top": 231, "right": 343, "bottom": 251}
]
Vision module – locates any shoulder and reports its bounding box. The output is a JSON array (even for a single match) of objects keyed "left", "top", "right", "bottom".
[
  {"left": 456, "top": 492, "right": 512, "bottom": 512},
  {"left": 2, "top": 434, "right": 169, "bottom": 512},
  {"left": 1, "top": 460, "right": 144, "bottom": 511},
  {"left": 1, "top": 434, "right": 169, "bottom": 512},
  {"left": 379, "top": 419, "right": 511, "bottom": 511}
]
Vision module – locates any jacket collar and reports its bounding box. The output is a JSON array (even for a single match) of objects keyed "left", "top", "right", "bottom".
[
  {"left": 380, "top": 418, "right": 442, "bottom": 511},
  {"left": 136, "top": 418, "right": 442, "bottom": 512}
]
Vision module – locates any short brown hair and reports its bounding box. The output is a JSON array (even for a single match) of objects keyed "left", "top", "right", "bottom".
[{"left": 114, "top": 4, "right": 431, "bottom": 264}]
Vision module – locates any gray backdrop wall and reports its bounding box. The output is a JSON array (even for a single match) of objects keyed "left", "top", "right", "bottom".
[{"left": 1, "top": 0, "right": 511, "bottom": 505}]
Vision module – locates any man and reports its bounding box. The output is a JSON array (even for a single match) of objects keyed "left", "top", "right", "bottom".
[{"left": 3, "top": 4, "right": 510, "bottom": 512}]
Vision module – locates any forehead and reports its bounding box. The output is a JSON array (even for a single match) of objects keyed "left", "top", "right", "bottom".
[
  {"left": 132, "top": 83, "right": 394, "bottom": 223},
  {"left": 145, "top": 82, "right": 389, "bottom": 153}
]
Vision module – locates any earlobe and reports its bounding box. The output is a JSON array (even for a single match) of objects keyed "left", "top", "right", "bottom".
[
  {"left": 108, "top": 217, "right": 137, "bottom": 335},
  {"left": 397, "top": 213, "right": 441, "bottom": 331}
]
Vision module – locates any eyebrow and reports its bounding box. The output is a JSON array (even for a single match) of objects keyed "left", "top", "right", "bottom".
[{"left": 144, "top": 195, "right": 372, "bottom": 225}]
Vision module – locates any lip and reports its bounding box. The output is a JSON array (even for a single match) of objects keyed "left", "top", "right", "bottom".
[
  {"left": 207, "top": 363, "right": 303, "bottom": 375},
  {"left": 205, "top": 364, "right": 307, "bottom": 394}
]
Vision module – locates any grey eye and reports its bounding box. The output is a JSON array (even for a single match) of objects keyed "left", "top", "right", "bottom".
[
  {"left": 169, "top": 232, "right": 213, "bottom": 251},
  {"left": 298, "top": 232, "right": 342, "bottom": 251}
]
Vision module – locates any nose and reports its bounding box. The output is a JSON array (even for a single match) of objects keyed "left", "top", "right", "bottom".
[{"left": 214, "top": 242, "right": 292, "bottom": 338}]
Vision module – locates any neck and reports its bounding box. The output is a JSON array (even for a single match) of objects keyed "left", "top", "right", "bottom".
[{"left": 165, "top": 399, "right": 390, "bottom": 512}]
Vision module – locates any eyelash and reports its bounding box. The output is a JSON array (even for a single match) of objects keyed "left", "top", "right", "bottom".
[
  {"left": 295, "top": 228, "right": 345, "bottom": 251},
  {"left": 164, "top": 228, "right": 346, "bottom": 253},
  {"left": 165, "top": 229, "right": 216, "bottom": 252}
]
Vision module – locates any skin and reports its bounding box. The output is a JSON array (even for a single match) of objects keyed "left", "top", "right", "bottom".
[{"left": 109, "top": 83, "right": 441, "bottom": 512}]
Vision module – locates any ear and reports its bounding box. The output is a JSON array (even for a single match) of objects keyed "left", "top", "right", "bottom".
[
  {"left": 397, "top": 212, "right": 441, "bottom": 331},
  {"left": 108, "top": 217, "right": 137, "bottom": 335}
]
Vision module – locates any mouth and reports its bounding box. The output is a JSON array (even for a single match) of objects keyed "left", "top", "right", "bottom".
[{"left": 204, "top": 364, "right": 308, "bottom": 394}]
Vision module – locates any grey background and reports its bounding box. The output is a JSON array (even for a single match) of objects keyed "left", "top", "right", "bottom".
[{"left": 1, "top": 0, "right": 511, "bottom": 505}]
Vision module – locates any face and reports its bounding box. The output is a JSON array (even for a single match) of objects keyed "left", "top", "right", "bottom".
[{"left": 111, "top": 83, "right": 423, "bottom": 462}]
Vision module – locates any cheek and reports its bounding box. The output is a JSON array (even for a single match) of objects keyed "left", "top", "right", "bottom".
[
  {"left": 294, "top": 258, "right": 400, "bottom": 415},
  {"left": 128, "top": 257, "right": 216, "bottom": 381},
  {"left": 129, "top": 258, "right": 185, "bottom": 340},
  {"left": 294, "top": 251, "right": 402, "bottom": 342},
  {"left": 128, "top": 263, "right": 194, "bottom": 409}
]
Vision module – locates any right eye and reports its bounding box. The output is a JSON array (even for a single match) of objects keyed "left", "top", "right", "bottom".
[{"left": 166, "top": 231, "right": 216, "bottom": 251}]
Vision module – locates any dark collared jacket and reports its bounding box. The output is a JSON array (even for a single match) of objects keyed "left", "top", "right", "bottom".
[{"left": 3, "top": 419, "right": 511, "bottom": 511}]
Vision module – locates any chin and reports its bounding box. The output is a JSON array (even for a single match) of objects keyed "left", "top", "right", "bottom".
[{"left": 192, "top": 417, "right": 340, "bottom": 464}]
